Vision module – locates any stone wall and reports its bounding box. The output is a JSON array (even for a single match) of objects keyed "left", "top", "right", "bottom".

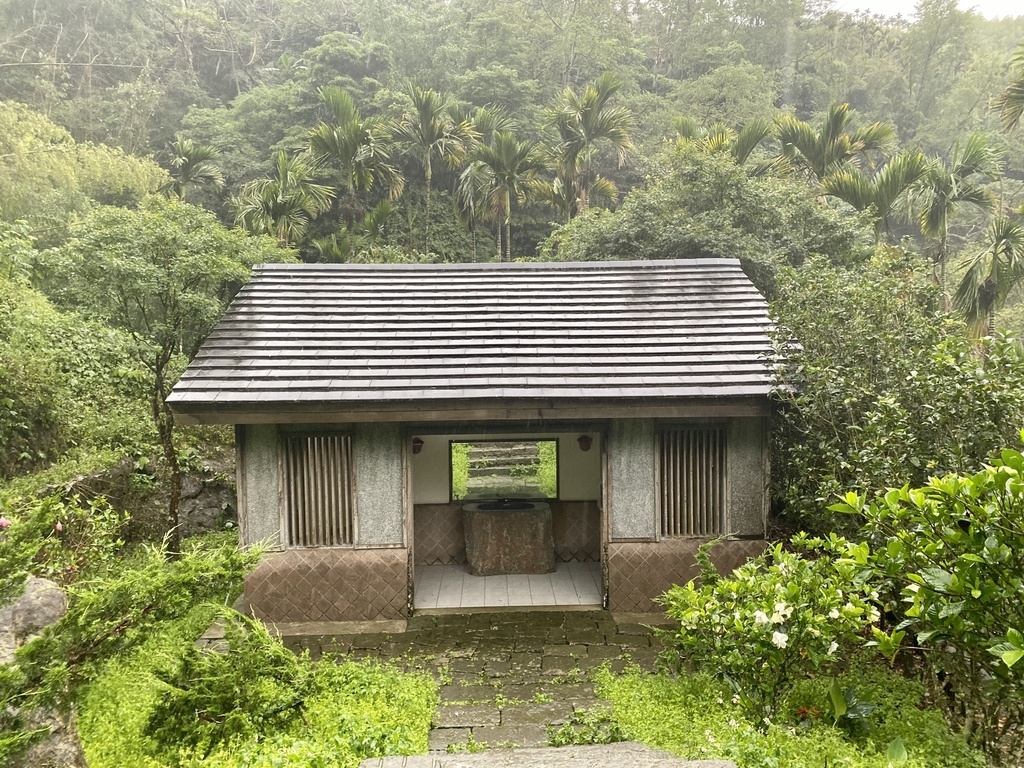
[
  {"left": 241, "top": 547, "right": 409, "bottom": 622},
  {"left": 607, "top": 538, "right": 768, "bottom": 613},
  {"left": 237, "top": 424, "right": 408, "bottom": 622}
]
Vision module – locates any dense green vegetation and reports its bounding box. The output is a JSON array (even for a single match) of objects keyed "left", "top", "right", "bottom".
[
  {"left": 2, "top": 0, "right": 1024, "bottom": 765},
  {"left": 79, "top": 611, "right": 436, "bottom": 768},
  {"left": 596, "top": 664, "right": 984, "bottom": 768}
]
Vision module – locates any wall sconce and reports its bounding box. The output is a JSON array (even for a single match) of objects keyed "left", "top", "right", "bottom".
[
  {"left": 577, "top": 434, "right": 593, "bottom": 452},
  {"left": 411, "top": 437, "right": 424, "bottom": 455}
]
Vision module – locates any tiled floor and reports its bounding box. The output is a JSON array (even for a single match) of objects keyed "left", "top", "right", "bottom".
[{"left": 413, "top": 562, "right": 602, "bottom": 610}]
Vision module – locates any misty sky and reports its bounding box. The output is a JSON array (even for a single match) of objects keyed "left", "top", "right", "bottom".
[{"left": 831, "top": 0, "right": 1022, "bottom": 18}]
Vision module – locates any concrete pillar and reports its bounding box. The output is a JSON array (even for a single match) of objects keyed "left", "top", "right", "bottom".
[
  {"left": 353, "top": 423, "right": 406, "bottom": 546},
  {"left": 238, "top": 424, "right": 281, "bottom": 549},
  {"left": 607, "top": 419, "right": 657, "bottom": 541},
  {"left": 727, "top": 417, "right": 768, "bottom": 537}
]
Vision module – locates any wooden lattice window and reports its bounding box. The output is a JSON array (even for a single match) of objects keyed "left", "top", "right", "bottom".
[
  {"left": 659, "top": 427, "right": 726, "bottom": 537},
  {"left": 282, "top": 434, "right": 354, "bottom": 547}
]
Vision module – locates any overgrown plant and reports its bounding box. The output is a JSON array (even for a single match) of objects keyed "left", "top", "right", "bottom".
[
  {"left": 40, "top": 197, "right": 288, "bottom": 549},
  {"left": 832, "top": 442, "right": 1024, "bottom": 762},
  {"left": 771, "top": 253, "right": 1024, "bottom": 531},
  {"left": 0, "top": 534, "right": 255, "bottom": 764},
  {"left": 658, "top": 539, "right": 878, "bottom": 724},
  {"left": 148, "top": 610, "right": 316, "bottom": 761},
  {"left": 0, "top": 494, "right": 127, "bottom": 600}
]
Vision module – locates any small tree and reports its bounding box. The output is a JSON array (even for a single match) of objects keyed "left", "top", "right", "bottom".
[{"left": 46, "top": 197, "right": 289, "bottom": 549}]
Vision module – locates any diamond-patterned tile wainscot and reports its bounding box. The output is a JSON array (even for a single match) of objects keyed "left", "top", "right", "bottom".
[
  {"left": 242, "top": 547, "right": 409, "bottom": 622},
  {"left": 607, "top": 538, "right": 767, "bottom": 613}
]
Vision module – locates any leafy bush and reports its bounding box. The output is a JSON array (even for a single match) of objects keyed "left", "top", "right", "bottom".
[
  {"left": 771, "top": 253, "right": 1024, "bottom": 532},
  {"left": 659, "top": 539, "right": 878, "bottom": 722},
  {"left": 0, "top": 494, "right": 127, "bottom": 601},
  {"left": 833, "top": 444, "right": 1024, "bottom": 761},
  {"left": 148, "top": 611, "right": 317, "bottom": 761},
  {"left": 0, "top": 533, "right": 255, "bottom": 765},
  {"left": 539, "top": 143, "right": 872, "bottom": 281},
  {"left": 80, "top": 610, "right": 437, "bottom": 768},
  {"left": 0, "top": 268, "right": 155, "bottom": 480},
  {"left": 594, "top": 665, "right": 983, "bottom": 768},
  {"left": 537, "top": 440, "right": 557, "bottom": 498},
  {"left": 451, "top": 442, "right": 469, "bottom": 498},
  {"left": 787, "top": 663, "right": 985, "bottom": 768}
]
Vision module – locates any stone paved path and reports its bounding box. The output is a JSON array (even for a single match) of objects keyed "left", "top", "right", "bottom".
[
  {"left": 359, "top": 742, "right": 736, "bottom": 767},
  {"left": 282, "top": 610, "right": 673, "bottom": 754}
]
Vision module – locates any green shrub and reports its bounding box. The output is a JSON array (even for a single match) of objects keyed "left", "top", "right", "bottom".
[
  {"left": 0, "top": 494, "right": 127, "bottom": 600},
  {"left": 537, "top": 440, "right": 557, "bottom": 498},
  {"left": 595, "top": 666, "right": 983, "bottom": 768},
  {"left": 771, "top": 254, "right": 1024, "bottom": 532},
  {"left": 833, "top": 443, "right": 1024, "bottom": 760},
  {"left": 786, "top": 663, "right": 984, "bottom": 768},
  {"left": 1, "top": 533, "right": 254, "bottom": 765},
  {"left": 80, "top": 610, "right": 437, "bottom": 768},
  {"left": 451, "top": 442, "right": 469, "bottom": 499},
  {"left": 659, "top": 539, "right": 878, "bottom": 723},
  {"left": 148, "top": 611, "right": 317, "bottom": 762}
]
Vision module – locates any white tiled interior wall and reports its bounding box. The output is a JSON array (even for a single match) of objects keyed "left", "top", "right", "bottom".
[{"left": 413, "top": 562, "right": 602, "bottom": 609}]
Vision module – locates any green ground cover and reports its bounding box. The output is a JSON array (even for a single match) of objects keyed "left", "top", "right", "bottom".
[
  {"left": 595, "top": 665, "right": 983, "bottom": 768},
  {"left": 79, "top": 610, "right": 437, "bottom": 768}
]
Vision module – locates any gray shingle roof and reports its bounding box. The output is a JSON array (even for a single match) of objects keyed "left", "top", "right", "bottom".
[{"left": 167, "top": 259, "right": 773, "bottom": 419}]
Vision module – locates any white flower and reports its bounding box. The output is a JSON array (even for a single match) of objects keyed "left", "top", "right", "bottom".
[
  {"left": 828, "top": 608, "right": 840, "bottom": 619},
  {"left": 754, "top": 610, "right": 769, "bottom": 625},
  {"left": 774, "top": 601, "right": 793, "bottom": 619},
  {"left": 770, "top": 612, "right": 785, "bottom": 624},
  {"left": 771, "top": 631, "right": 789, "bottom": 649},
  {"left": 809, "top": 627, "right": 821, "bottom": 637},
  {"left": 828, "top": 641, "right": 839, "bottom": 656},
  {"left": 867, "top": 608, "right": 880, "bottom": 623}
]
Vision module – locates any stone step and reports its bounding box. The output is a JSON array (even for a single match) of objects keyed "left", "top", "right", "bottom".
[{"left": 359, "top": 743, "right": 735, "bottom": 767}]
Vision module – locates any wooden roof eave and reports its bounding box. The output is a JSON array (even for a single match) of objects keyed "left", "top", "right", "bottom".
[{"left": 169, "top": 394, "right": 772, "bottom": 426}]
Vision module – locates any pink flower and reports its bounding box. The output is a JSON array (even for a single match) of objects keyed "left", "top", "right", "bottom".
[
  {"left": 55, "top": 521, "right": 63, "bottom": 532},
  {"left": 0, "top": 517, "right": 10, "bottom": 529}
]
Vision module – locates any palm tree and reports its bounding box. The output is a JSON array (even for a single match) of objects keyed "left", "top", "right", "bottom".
[
  {"left": 955, "top": 217, "right": 1024, "bottom": 337},
  {"left": 234, "top": 151, "right": 334, "bottom": 247},
  {"left": 822, "top": 149, "right": 931, "bottom": 241},
  {"left": 160, "top": 136, "right": 224, "bottom": 200},
  {"left": 775, "top": 102, "right": 896, "bottom": 182},
  {"left": 395, "top": 86, "right": 475, "bottom": 254},
  {"left": 547, "top": 72, "right": 634, "bottom": 213},
  {"left": 992, "top": 44, "right": 1024, "bottom": 133},
  {"left": 307, "top": 86, "right": 404, "bottom": 212},
  {"left": 672, "top": 117, "right": 775, "bottom": 169},
  {"left": 460, "top": 132, "right": 546, "bottom": 262},
  {"left": 532, "top": 162, "right": 617, "bottom": 224},
  {"left": 912, "top": 133, "right": 999, "bottom": 305},
  {"left": 311, "top": 201, "right": 396, "bottom": 262}
]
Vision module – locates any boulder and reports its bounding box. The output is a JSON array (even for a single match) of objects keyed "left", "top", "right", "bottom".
[{"left": 1, "top": 577, "right": 87, "bottom": 768}]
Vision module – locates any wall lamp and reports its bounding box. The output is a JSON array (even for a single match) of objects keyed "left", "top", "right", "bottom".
[
  {"left": 577, "top": 434, "right": 593, "bottom": 452},
  {"left": 411, "top": 437, "right": 424, "bottom": 455}
]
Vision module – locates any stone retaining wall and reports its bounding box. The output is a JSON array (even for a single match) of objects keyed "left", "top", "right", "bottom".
[
  {"left": 242, "top": 547, "right": 408, "bottom": 622},
  {"left": 607, "top": 538, "right": 768, "bottom": 613}
]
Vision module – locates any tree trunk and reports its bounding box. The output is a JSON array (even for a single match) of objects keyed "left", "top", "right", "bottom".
[
  {"left": 424, "top": 156, "right": 432, "bottom": 255},
  {"left": 938, "top": 237, "right": 950, "bottom": 312},
  {"left": 152, "top": 360, "right": 182, "bottom": 553},
  {"left": 504, "top": 190, "right": 512, "bottom": 262}
]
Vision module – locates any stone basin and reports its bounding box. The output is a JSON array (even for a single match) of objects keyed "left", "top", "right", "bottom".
[{"left": 462, "top": 501, "right": 555, "bottom": 576}]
